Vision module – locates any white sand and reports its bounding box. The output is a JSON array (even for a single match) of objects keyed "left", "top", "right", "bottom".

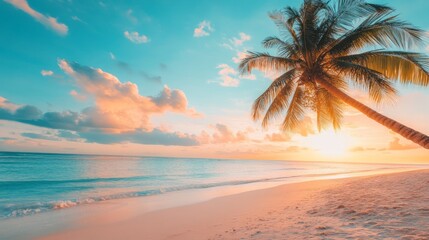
[{"left": 40, "top": 169, "right": 429, "bottom": 240}]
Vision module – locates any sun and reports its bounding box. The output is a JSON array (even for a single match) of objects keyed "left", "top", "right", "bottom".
[{"left": 306, "top": 130, "right": 351, "bottom": 157}]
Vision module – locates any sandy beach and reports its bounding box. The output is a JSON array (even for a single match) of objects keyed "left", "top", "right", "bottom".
[{"left": 37, "top": 169, "right": 429, "bottom": 240}]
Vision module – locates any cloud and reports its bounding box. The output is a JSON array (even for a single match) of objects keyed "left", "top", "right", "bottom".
[
  {"left": 159, "top": 63, "right": 168, "bottom": 70},
  {"left": 69, "top": 90, "right": 87, "bottom": 101},
  {"left": 388, "top": 137, "right": 419, "bottom": 151},
  {"left": 0, "top": 97, "right": 19, "bottom": 112},
  {"left": 0, "top": 101, "right": 199, "bottom": 146},
  {"left": 240, "top": 73, "right": 256, "bottom": 80},
  {"left": 108, "top": 54, "right": 161, "bottom": 83},
  {"left": 124, "top": 31, "right": 149, "bottom": 44},
  {"left": 108, "top": 52, "right": 133, "bottom": 73},
  {"left": 193, "top": 20, "right": 213, "bottom": 37},
  {"left": 57, "top": 130, "right": 81, "bottom": 141},
  {"left": 19, "top": 128, "right": 196, "bottom": 146},
  {"left": 0, "top": 104, "right": 80, "bottom": 131},
  {"left": 285, "top": 145, "right": 307, "bottom": 152},
  {"left": 349, "top": 146, "right": 377, "bottom": 152},
  {"left": 58, "top": 59, "right": 200, "bottom": 131},
  {"left": 21, "top": 132, "right": 59, "bottom": 141},
  {"left": 231, "top": 32, "right": 251, "bottom": 46},
  {"left": 71, "top": 16, "right": 85, "bottom": 24},
  {"left": 109, "top": 52, "right": 116, "bottom": 60},
  {"left": 116, "top": 60, "right": 132, "bottom": 72},
  {"left": 231, "top": 52, "right": 256, "bottom": 81},
  {"left": 197, "top": 124, "right": 249, "bottom": 144},
  {"left": 0, "top": 60, "right": 202, "bottom": 146},
  {"left": 232, "top": 51, "right": 249, "bottom": 64},
  {"left": 217, "top": 33, "right": 255, "bottom": 84},
  {"left": 217, "top": 64, "right": 239, "bottom": 87},
  {"left": 222, "top": 32, "right": 251, "bottom": 50},
  {"left": 126, "top": 9, "right": 138, "bottom": 24},
  {"left": 80, "top": 129, "right": 198, "bottom": 146},
  {"left": 141, "top": 72, "right": 162, "bottom": 84},
  {"left": 5, "top": 0, "right": 68, "bottom": 35},
  {"left": 41, "top": 70, "right": 53, "bottom": 76},
  {"left": 212, "top": 124, "right": 248, "bottom": 143},
  {"left": 216, "top": 64, "right": 256, "bottom": 87},
  {"left": 265, "top": 132, "right": 291, "bottom": 142}
]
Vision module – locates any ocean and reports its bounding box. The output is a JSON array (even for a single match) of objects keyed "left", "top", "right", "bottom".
[{"left": 0, "top": 151, "right": 423, "bottom": 219}]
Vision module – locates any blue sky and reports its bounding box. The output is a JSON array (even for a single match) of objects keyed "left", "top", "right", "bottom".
[{"left": 0, "top": 0, "right": 428, "bottom": 162}]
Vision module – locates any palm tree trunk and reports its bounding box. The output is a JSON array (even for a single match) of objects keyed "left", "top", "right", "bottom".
[{"left": 316, "top": 79, "right": 429, "bottom": 149}]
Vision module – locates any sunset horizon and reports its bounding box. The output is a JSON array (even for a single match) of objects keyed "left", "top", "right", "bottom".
[
  {"left": 1, "top": 0, "right": 428, "bottom": 164},
  {"left": 1, "top": 0, "right": 428, "bottom": 239}
]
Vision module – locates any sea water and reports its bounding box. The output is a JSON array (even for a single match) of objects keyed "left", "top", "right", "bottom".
[{"left": 0, "top": 151, "right": 423, "bottom": 219}]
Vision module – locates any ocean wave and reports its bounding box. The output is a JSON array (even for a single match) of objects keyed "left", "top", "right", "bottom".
[
  {"left": 0, "top": 173, "right": 219, "bottom": 189},
  {"left": 1, "top": 168, "right": 392, "bottom": 219}
]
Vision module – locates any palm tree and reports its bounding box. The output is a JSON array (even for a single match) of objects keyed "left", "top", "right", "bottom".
[{"left": 239, "top": 0, "right": 429, "bottom": 149}]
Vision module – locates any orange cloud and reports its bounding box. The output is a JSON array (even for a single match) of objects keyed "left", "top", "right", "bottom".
[
  {"left": 5, "top": 0, "right": 68, "bottom": 35},
  {"left": 388, "top": 137, "right": 419, "bottom": 151},
  {"left": 197, "top": 124, "right": 249, "bottom": 144},
  {"left": 59, "top": 60, "right": 200, "bottom": 132},
  {"left": 69, "top": 90, "right": 87, "bottom": 101},
  {"left": 265, "top": 132, "right": 291, "bottom": 142}
]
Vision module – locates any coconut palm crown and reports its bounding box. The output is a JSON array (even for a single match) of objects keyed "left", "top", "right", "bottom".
[{"left": 239, "top": 0, "right": 429, "bottom": 149}]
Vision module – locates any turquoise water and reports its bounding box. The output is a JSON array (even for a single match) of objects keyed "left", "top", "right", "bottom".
[{"left": 0, "top": 152, "right": 422, "bottom": 219}]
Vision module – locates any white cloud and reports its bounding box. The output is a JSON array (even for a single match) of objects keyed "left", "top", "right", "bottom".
[
  {"left": 71, "top": 16, "right": 86, "bottom": 24},
  {"left": 216, "top": 63, "right": 256, "bottom": 87},
  {"left": 193, "top": 20, "right": 214, "bottom": 37},
  {"left": 41, "top": 70, "right": 53, "bottom": 76},
  {"left": 220, "top": 43, "right": 234, "bottom": 50},
  {"left": 109, "top": 52, "right": 116, "bottom": 60},
  {"left": 232, "top": 51, "right": 248, "bottom": 64},
  {"left": 240, "top": 74, "right": 256, "bottom": 80},
  {"left": 217, "top": 64, "right": 239, "bottom": 87},
  {"left": 126, "top": 9, "right": 138, "bottom": 24},
  {"left": 124, "top": 31, "right": 149, "bottom": 44},
  {"left": 5, "top": 0, "right": 68, "bottom": 35},
  {"left": 232, "top": 32, "right": 251, "bottom": 46}
]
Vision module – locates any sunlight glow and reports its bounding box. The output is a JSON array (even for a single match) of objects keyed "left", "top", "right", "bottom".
[{"left": 306, "top": 130, "right": 351, "bottom": 157}]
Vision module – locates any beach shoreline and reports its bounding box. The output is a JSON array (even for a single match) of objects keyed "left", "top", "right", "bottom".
[{"left": 19, "top": 168, "right": 426, "bottom": 239}]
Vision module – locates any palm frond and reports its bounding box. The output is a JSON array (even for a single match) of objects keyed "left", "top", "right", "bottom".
[
  {"left": 328, "top": 12, "right": 425, "bottom": 56},
  {"left": 269, "top": 9, "right": 302, "bottom": 50},
  {"left": 333, "top": 60, "right": 397, "bottom": 103},
  {"left": 243, "top": 0, "right": 429, "bottom": 137},
  {"left": 317, "top": 0, "right": 391, "bottom": 50},
  {"left": 239, "top": 52, "right": 299, "bottom": 74},
  {"left": 262, "top": 36, "right": 299, "bottom": 58},
  {"left": 333, "top": 0, "right": 392, "bottom": 29},
  {"left": 315, "top": 87, "right": 344, "bottom": 130},
  {"left": 296, "top": 0, "right": 327, "bottom": 62},
  {"left": 335, "top": 50, "right": 429, "bottom": 85},
  {"left": 252, "top": 69, "right": 297, "bottom": 120},
  {"left": 281, "top": 86, "right": 305, "bottom": 131},
  {"left": 261, "top": 80, "right": 297, "bottom": 128}
]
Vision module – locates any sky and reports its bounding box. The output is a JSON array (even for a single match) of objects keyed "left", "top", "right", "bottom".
[{"left": 0, "top": 0, "right": 428, "bottom": 163}]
